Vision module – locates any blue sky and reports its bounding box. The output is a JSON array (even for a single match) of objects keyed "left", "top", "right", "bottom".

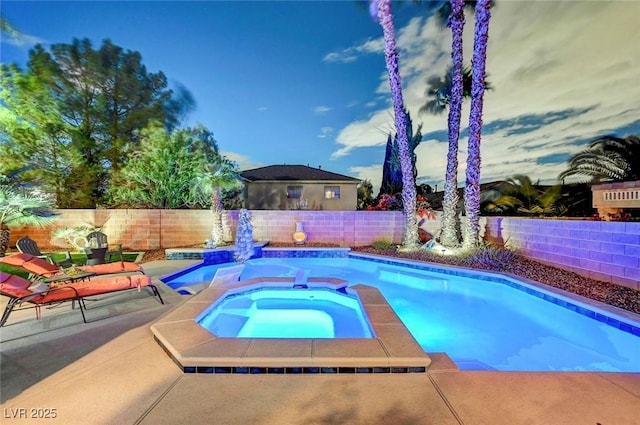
[{"left": 2, "top": 1, "right": 640, "bottom": 194}]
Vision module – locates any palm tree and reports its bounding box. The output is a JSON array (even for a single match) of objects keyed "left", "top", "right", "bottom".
[
  {"left": 421, "top": 64, "right": 492, "bottom": 247},
  {"left": 370, "top": 0, "right": 420, "bottom": 249},
  {"left": 433, "top": 0, "right": 465, "bottom": 249},
  {"left": 191, "top": 158, "right": 242, "bottom": 247},
  {"left": 482, "top": 175, "right": 562, "bottom": 217},
  {"left": 462, "top": 0, "right": 492, "bottom": 250},
  {"left": 418, "top": 0, "right": 490, "bottom": 248},
  {"left": 420, "top": 64, "right": 474, "bottom": 115},
  {"left": 559, "top": 135, "right": 640, "bottom": 182},
  {"left": 0, "top": 183, "right": 58, "bottom": 256}
]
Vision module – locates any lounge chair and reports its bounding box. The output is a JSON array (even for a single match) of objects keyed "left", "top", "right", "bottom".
[
  {"left": 174, "top": 264, "right": 244, "bottom": 295},
  {"left": 16, "top": 236, "right": 73, "bottom": 267},
  {"left": 0, "top": 271, "right": 164, "bottom": 326},
  {"left": 86, "top": 231, "right": 123, "bottom": 263},
  {"left": 0, "top": 253, "right": 144, "bottom": 280}
]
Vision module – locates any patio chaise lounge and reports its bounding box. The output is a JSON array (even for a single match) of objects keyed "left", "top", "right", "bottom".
[
  {"left": 0, "top": 253, "right": 144, "bottom": 280},
  {"left": 0, "top": 271, "right": 164, "bottom": 326}
]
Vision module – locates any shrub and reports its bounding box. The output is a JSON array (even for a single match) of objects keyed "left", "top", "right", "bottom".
[
  {"left": 461, "top": 243, "right": 519, "bottom": 271},
  {"left": 371, "top": 238, "right": 394, "bottom": 250}
]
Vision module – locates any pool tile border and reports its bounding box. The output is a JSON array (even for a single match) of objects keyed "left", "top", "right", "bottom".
[
  {"left": 151, "top": 277, "right": 432, "bottom": 374},
  {"left": 162, "top": 247, "right": 640, "bottom": 338},
  {"left": 349, "top": 252, "right": 640, "bottom": 338}
]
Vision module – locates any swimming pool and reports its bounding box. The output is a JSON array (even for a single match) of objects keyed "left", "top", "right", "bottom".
[
  {"left": 196, "top": 287, "right": 374, "bottom": 338},
  {"left": 164, "top": 254, "right": 640, "bottom": 372}
]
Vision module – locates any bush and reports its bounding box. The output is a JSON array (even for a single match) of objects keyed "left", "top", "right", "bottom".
[
  {"left": 461, "top": 243, "right": 519, "bottom": 271},
  {"left": 371, "top": 238, "right": 394, "bottom": 250}
]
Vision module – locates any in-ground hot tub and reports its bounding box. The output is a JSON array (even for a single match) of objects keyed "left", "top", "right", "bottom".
[
  {"left": 151, "top": 277, "right": 430, "bottom": 374},
  {"left": 196, "top": 286, "right": 374, "bottom": 339}
]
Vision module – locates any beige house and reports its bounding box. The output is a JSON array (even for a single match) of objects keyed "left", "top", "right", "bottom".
[
  {"left": 591, "top": 180, "right": 640, "bottom": 219},
  {"left": 240, "top": 165, "right": 360, "bottom": 210}
]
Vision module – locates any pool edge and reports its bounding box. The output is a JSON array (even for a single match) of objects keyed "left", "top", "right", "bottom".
[{"left": 151, "top": 278, "right": 432, "bottom": 374}]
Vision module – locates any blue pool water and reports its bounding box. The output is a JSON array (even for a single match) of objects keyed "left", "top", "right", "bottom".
[
  {"left": 197, "top": 288, "right": 374, "bottom": 338},
  {"left": 164, "top": 256, "right": 640, "bottom": 372}
]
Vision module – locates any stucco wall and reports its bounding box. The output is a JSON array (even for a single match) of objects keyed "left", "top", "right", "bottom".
[
  {"left": 245, "top": 182, "right": 358, "bottom": 210},
  {"left": 7, "top": 210, "right": 639, "bottom": 290}
]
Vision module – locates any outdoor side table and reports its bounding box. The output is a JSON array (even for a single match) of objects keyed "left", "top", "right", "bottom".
[{"left": 44, "top": 271, "right": 96, "bottom": 285}]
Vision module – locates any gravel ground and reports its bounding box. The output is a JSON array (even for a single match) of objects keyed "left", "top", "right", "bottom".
[{"left": 141, "top": 244, "right": 640, "bottom": 315}]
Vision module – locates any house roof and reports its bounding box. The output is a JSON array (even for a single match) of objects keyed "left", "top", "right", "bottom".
[{"left": 240, "top": 165, "right": 360, "bottom": 183}]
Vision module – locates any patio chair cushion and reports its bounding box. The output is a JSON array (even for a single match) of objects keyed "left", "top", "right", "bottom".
[
  {"left": 1, "top": 252, "right": 34, "bottom": 267},
  {"left": 1, "top": 253, "right": 144, "bottom": 277},
  {"left": 1, "top": 253, "right": 61, "bottom": 277},
  {"left": 79, "top": 262, "right": 143, "bottom": 275},
  {"left": 1, "top": 272, "right": 162, "bottom": 326},
  {"left": 70, "top": 275, "right": 151, "bottom": 297},
  {"left": 0, "top": 272, "right": 32, "bottom": 298}
]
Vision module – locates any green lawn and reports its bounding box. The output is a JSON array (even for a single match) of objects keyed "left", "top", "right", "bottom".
[{"left": 49, "top": 252, "right": 139, "bottom": 265}]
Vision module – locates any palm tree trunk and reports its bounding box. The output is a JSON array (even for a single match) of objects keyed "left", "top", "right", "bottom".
[
  {"left": 0, "top": 222, "right": 9, "bottom": 257},
  {"left": 210, "top": 188, "right": 224, "bottom": 246},
  {"left": 440, "top": 0, "right": 466, "bottom": 248},
  {"left": 463, "top": 0, "right": 491, "bottom": 250},
  {"left": 375, "top": 0, "right": 419, "bottom": 249}
]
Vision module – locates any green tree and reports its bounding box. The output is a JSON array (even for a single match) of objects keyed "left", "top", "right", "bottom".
[
  {"left": 9, "top": 38, "right": 189, "bottom": 206},
  {"left": 559, "top": 135, "right": 640, "bottom": 183},
  {"left": 379, "top": 110, "right": 422, "bottom": 197},
  {"left": 371, "top": 0, "right": 419, "bottom": 249},
  {"left": 0, "top": 64, "right": 84, "bottom": 207},
  {"left": 108, "top": 124, "right": 209, "bottom": 208},
  {"left": 108, "top": 123, "right": 240, "bottom": 222},
  {"left": 357, "top": 179, "right": 374, "bottom": 209}
]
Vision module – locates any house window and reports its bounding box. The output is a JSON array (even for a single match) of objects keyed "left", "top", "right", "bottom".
[
  {"left": 324, "top": 186, "right": 340, "bottom": 199},
  {"left": 287, "top": 185, "right": 303, "bottom": 199}
]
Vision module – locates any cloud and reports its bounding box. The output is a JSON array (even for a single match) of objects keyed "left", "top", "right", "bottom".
[
  {"left": 332, "top": 1, "right": 640, "bottom": 189},
  {"left": 349, "top": 164, "right": 383, "bottom": 195},
  {"left": 323, "top": 37, "right": 384, "bottom": 64},
  {"left": 0, "top": 31, "right": 46, "bottom": 48},
  {"left": 222, "top": 151, "right": 262, "bottom": 171},
  {"left": 256, "top": 106, "right": 268, "bottom": 112},
  {"left": 332, "top": 112, "right": 396, "bottom": 159},
  {"left": 313, "top": 105, "right": 332, "bottom": 115},
  {"left": 317, "top": 127, "right": 334, "bottom": 139}
]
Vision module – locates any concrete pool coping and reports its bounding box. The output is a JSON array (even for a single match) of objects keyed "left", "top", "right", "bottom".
[
  {"left": 151, "top": 276, "right": 432, "bottom": 373},
  {"left": 2, "top": 259, "right": 639, "bottom": 425}
]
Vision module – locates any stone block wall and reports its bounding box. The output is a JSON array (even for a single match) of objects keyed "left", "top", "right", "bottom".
[
  {"left": 8, "top": 209, "right": 407, "bottom": 250},
  {"left": 484, "top": 217, "right": 640, "bottom": 290},
  {"left": 8, "top": 210, "right": 639, "bottom": 290}
]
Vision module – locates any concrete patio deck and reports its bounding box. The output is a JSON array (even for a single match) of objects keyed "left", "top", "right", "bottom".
[{"left": 1, "top": 259, "right": 639, "bottom": 424}]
